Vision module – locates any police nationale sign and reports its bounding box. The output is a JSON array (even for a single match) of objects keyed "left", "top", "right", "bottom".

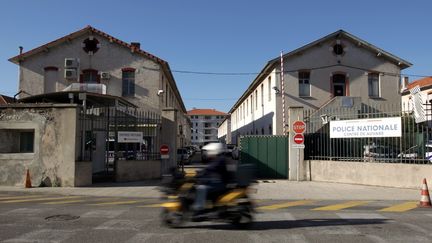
[{"left": 330, "top": 117, "right": 402, "bottom": 138}]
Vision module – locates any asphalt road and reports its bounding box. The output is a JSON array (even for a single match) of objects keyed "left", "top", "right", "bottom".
[{"left": 1, "top": 190, "right": 432, "bottom": 243}]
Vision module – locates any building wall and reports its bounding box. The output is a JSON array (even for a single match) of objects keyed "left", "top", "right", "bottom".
[
  {"left": 190, "top": 114, "right": 226, "bottom": 146},
  {"left": 225, "top": 36, "right": 404, "bottom": 140},
  {"left": 0, "top": 105, "right": 78, "bottom": 186},
  {"left": 17, "top": 32, "right": 185, "bottom": 115}
]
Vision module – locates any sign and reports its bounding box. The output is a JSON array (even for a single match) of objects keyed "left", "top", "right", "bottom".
[
  {"left": 160, "top": 145, "right": 169, "bottom": 159},
  {"left": 117, "top": 131, "right": 143, "bottom": 143},
  {"left": 293, "top": 120, "right": 306, "bottom": 134},
  {"left": 330, "top": 117, "right": 402, "bottom": 138},
  {"left": 293, "top": 133, "right": 304, "bottom": 144}
]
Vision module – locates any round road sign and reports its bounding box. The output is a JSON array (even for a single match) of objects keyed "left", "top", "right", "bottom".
[
  {"left": 293, "top": 120, "right": 306, "bottom": 134},
  {"left": 160, "top": 144, "right": 169, "bottom": 155},
  {"left": 293, "top": 134, "right": 304, "bottom": 144}
]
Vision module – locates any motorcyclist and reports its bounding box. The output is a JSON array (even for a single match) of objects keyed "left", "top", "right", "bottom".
[{"left": 192, "top": 142, "right": 230, "bottom": 213}]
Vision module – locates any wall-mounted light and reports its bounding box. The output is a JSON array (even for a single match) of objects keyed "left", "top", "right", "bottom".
[
  {"left": 272, "top": 86, "right": 280, "bottom": 94},
  {"left": 157, "top": 90, "right": 165, "bottom": 96}
]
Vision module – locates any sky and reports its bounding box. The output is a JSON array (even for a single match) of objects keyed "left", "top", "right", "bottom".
[{"left": 0, "top": 0, "right": 431, "bottom": 113}]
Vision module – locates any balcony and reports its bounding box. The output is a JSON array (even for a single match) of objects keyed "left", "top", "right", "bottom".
[{"left": 63, "top": 83, "right": 107, "bottom": 95}]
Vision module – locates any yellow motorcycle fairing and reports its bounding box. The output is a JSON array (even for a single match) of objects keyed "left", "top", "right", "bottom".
[
  {"left": 161, "top": 201, "right": 181, "bottom": 212},
  {"left": 216, "top": 188, "right": 247, "bottom": 205}
]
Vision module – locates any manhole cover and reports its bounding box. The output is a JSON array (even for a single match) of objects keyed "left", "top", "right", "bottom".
[{"left": 45, "top": 214, "right": 80, "bottom": 221}]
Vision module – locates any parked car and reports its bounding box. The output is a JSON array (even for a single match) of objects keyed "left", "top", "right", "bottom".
[
  {"left": 231, "top": 145, "right": 239, "bottom": 160},
  {"left": 177, "top": 148, "right": 190, "bottom": 164},
  {"left": 363, "top": 144, "right": 398, "bottom": 162},
  {"left": 397, "top": 143, "right": 432, "bottom": 162}
]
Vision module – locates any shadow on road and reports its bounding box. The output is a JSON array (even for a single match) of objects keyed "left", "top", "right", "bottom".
[{"left": 179, "top": 218, "right": 389, "bottom": 231}]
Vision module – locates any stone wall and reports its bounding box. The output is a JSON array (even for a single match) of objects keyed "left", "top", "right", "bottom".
[
  {"left": 0, "top": 104, "right": 78, "bottom": 186},
  {"left": 116, "top": 160, "right": 161, "bottom": 182}
]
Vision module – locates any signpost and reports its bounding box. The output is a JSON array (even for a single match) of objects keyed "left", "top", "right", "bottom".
[
  {"left": 292, "top": 120, "right": 305, "bottom": 149},
  {"left": 293, "top": 120, "right": 306, "bottom": 134},
  {"left": 160, "top": 144, "right": 169, "bottom": 159}
]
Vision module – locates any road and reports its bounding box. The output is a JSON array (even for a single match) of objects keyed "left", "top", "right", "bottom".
[
  {"left": 1, "top": 153, "right": 431, "bottom": 242},
  {"left": 0, "top": 190, "right": 431, "bottom": 243}
]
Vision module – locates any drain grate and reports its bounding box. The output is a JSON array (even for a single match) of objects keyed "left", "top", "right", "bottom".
[{"left": 45, "top": 214, "right": 80, "bottom": 221}]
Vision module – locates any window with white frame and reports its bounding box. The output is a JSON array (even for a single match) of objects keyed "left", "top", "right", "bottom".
[
  {"left": 268, "top": 77, "right": 272, "bottom": 101},
  {"left": 368, "top": 73, "right": 380, "bottom": 97},
  {"left": 298, "top": 71, "right": 310, "bottom": 97}
]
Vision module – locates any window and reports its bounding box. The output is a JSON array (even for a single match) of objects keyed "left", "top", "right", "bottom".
[
  {"left": 298, "top": 71, "right": 310, "bottom": 97},
  {"left": 268, "top": 77, "right": 272, "bottom": 101},
  {"left": 0, "top": 129, "right": 34, "bottom": 153},
  {"left": 82, "top": 69, "right": 99, "bottom": 83},
  {"left": 204, "top": 116, "right": 211, "bottom": 119},
  {"left": 368, "top": 73, "right": 380, "bottom": 97},
  {"left": 246, "top": 99, "right": 248, "bottom": 116},
  {"left": 255, "top": 90, "right": 258, "bottom": 110},
  {"left": 122, "top": 69, "right": 135, "bottom": 96},
  {"left": 261, "top": 84, "right": 264, "bottom": 108}
]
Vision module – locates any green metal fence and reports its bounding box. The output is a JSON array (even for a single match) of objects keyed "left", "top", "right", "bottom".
[{"left": 239, "top": 135, "right": 289, "bottom": 179}]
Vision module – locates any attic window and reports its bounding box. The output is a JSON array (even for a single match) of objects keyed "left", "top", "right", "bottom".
[
  {"left": 83, "top": 37, "right": 100, "bottom": 54},
  {"left": 333, "top": 44, "right": 344, "bottom": 55}
]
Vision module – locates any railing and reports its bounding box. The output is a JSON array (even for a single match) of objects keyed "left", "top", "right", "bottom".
[{"left": 304, "top": 102, "right": 432, "bottom": 164}]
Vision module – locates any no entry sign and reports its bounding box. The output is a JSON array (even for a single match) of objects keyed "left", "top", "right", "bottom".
[
  {"left": 160, "top": 144, "right": 169, "bottom": 159},
  {"left": 293, "top": 120, "right": 306, "bottom": 134},
  {"left": 293, "top": 134, "right": 304, "bottom": 144}
]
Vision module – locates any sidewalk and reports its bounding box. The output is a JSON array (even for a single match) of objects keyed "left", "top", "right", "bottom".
[{"left": 0, "top": 180, "right": 420, "bottom": 201}]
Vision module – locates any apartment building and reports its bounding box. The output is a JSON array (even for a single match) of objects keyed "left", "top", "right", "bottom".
[{"left": 187, "top": 109, "right": 227, "bottom": 147}]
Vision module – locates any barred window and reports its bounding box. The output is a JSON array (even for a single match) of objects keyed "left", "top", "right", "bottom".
[
  {"left": 122, "top": 70, "right": 135, "bottom": 96},
  {"left": 298, "top": 71, "right": 310, "bottom": 97},
  {"left": 368, "top": 73, "right": 380, "bottom": 97}
]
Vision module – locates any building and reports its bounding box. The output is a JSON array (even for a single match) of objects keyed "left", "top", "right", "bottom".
[
  {"left": 219, "top": 30, "right": 412, "bottom": 144},
  {"left": 0, "top": 26, "right": 190, "bottom": 186},
  {"left": 187, "top": 109, "right": 227, "bottom": 146},
  {"left": 401, "top": 76, "right": 432, "bottom": 121}
]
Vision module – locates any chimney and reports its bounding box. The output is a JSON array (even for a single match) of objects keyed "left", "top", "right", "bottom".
[
  {"left": 19, "top": 46, "right": 23, "bottom": 55},
  {"left": 131, "top": 42, "right": 140, "bottom": 50},
  {"left": 400, "top": 76, "right": 409, "bottom": 92}
]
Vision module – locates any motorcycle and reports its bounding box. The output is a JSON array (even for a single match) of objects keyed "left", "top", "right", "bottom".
[{"left": 160, "top": 164, "right": 256, "bottom": 228}]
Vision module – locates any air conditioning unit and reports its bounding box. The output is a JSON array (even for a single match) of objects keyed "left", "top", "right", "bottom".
[
  {"left": 100, "top": 72, "right": 110, "bottom": 80},
  {"left": 64, "top": 69, "right": 78, "bottom": 80},
  {"left": 64, "top": 58, "right": 79, "bottom": 68}
]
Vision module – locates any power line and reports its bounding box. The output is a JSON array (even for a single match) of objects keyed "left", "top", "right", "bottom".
[{"left": 143, "top": 64, "right": 431, "bottom": 78}]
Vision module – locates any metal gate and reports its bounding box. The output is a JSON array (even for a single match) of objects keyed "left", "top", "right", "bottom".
[{"left": 239, "top": 135, "right": 289, "bottom": 179}]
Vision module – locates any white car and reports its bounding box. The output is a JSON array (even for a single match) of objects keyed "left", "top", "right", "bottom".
[{"left": 397, "top": 144, "right": 432, "bottom": 162}]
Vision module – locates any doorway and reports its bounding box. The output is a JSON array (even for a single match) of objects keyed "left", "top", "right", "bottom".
[{"left": 332, "top": 74, "right": 346, "bottom": 96}]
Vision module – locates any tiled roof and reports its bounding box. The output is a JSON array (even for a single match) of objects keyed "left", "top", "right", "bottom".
[
  {"left": 0, "top": 94, "right": 15, "bottom": 104},
  {"left": 187, "top": 109, "right": 227, "bottom": 116},
  {"left": 9, "top": 25, "right": 167, "bottom": 65},
  {"left": 407, "top": 77, "right": 432, "bottom": 90}
]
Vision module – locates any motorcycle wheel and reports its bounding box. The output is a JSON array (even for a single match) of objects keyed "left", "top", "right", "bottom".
[
  {"left": 231, "top": 204, "right": 253, "bottom": 228},
  {"left": 161, "top": 209, "right": 184, "bottom": 228}
]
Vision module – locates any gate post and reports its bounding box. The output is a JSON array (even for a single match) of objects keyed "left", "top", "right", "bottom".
[{"left": 287, "top": 107, "right": 306, "bottom": 181}]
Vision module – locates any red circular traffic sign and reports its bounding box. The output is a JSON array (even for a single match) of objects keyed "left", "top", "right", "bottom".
[
  {"left": 160, "top": 145, "right": 169, "bottom": 155},
  {"left": 293, "top": 134, "right": 304, "bottom": 144},
  {"left": 293, "top": 120, "right": 306, "bottom": 134}
]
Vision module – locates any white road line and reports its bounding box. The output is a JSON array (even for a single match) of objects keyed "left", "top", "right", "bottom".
[
  {"left": 255, "top": 212, "right": 295, "bottom": 222},
  {"left": 81, "top": 209, "right": 126, "bottom": 219},
  {"left": 3, "top": 229, "right": 76, "bottom": 243},
  {"left": 249, "top": 233, "right": 308, "bottom": 243},
  {"left": 94, "top": 219, "right": 142, "bottom": 231},
  {"left": 336, "top": 213, "right": 387, "bottom": 220}
]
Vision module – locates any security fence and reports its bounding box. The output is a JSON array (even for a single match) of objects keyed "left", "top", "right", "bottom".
[
  {"left": 78, "top": 106, "right": 161, "bottom": 173},
  {"left": 304, "top": 102, "right": 432, "bottom": 164}
]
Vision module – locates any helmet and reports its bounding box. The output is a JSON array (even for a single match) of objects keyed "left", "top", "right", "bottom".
[{"left": 202, "top": 142, "right": 225, "bottom": 157}]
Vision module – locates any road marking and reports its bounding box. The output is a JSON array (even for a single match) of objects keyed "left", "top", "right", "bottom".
[
  {"left": 94, "top": 219, "right": 142, "bottom": 230},
  {"left": 336, "top": 213, "right": 387, "bottom": 220},
  {"left": 257, "top": 200, "right": 315, "bottom": 210},
  {"left": 42, "top": 199, "right": 86, "bottom": 205},
  {"left": 0, "top": 195, "right": 43, "bottom": 200},
  {"left": 312, "top": 201, "right": 371, "bottom": 211},
  {"left": 81, "top": 209, "right": 126, "bottom": 218},
  {"left": 89, "top": 200, "right": 144, "bottom": 206},
  {"left": 379, "top": 201, "right": 418, "bottom": 212},
  {"left": 137, "top": 203, "right": 163, "bottom": 208},
  {"left": 0, "top": 196, "right": 82, "bottom": 203}
]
